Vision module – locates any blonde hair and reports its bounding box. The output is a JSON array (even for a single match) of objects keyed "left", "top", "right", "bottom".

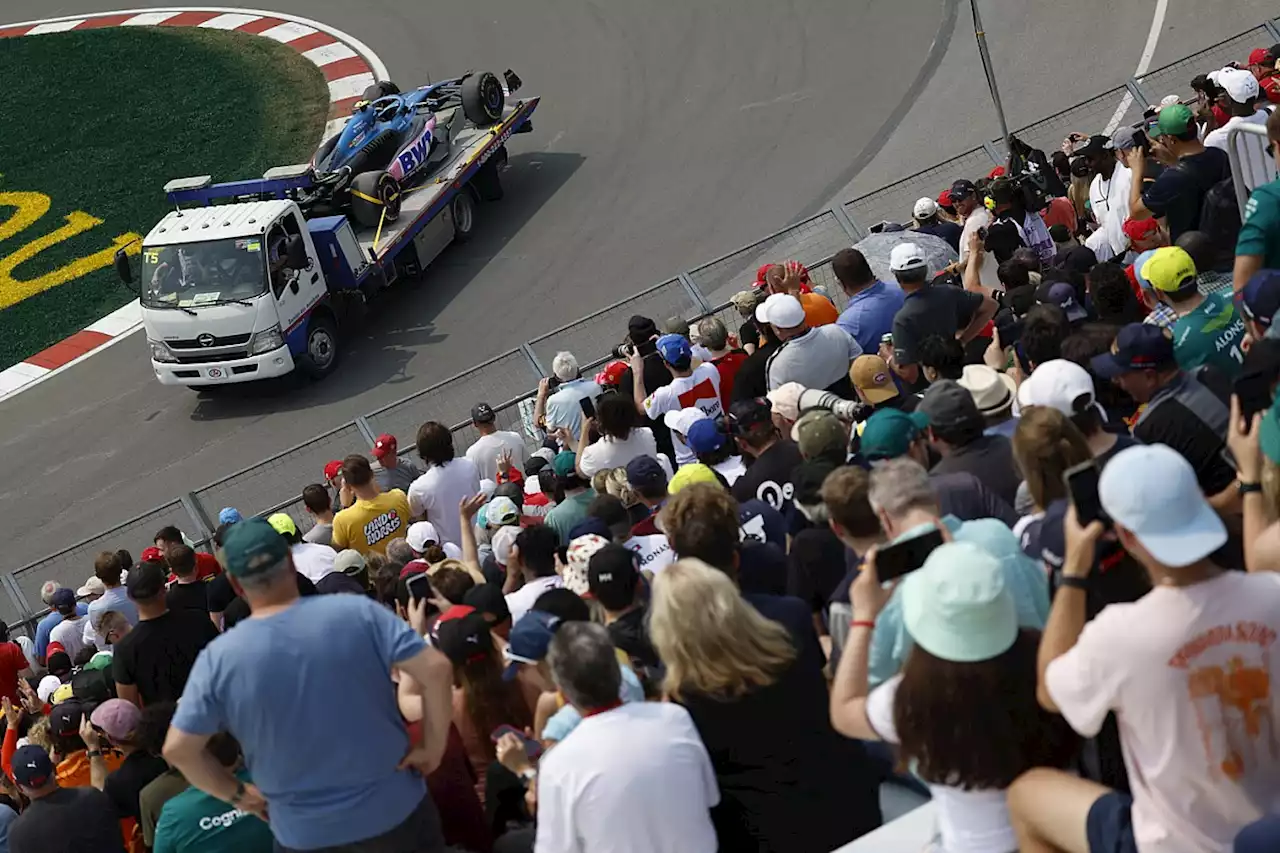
[
  {"left": 1012, "top": 406, "right": 1093, "bottom": 511},
  {"left": 26, "top": 717, "right": 53, "bottom": 753},
  {"left": 649, "top": 558, "right": 796, "bottom": 701},
  {"left": 602, "top": 467, "right": 639, "bottom": 507}
]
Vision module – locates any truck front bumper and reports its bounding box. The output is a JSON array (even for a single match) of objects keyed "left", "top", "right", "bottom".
[{"left": 153, "top": 345, "right": 295, "bottom": 386}]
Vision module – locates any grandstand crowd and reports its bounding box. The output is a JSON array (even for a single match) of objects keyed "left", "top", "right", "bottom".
[{"left": 10, "top": 40, "right": 1280, "bottom": 853}]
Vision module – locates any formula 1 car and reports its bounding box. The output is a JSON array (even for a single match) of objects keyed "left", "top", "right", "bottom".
[{"left": 305, "top": 70, "right": 519, "bottom": 227}]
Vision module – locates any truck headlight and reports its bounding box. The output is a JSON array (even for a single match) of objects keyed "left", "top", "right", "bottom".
[
  {"left": 149, "top": 340, "right": 178, "bottom": 363},
  {"left": 249, "top": 325, "right": 284, "bottom": 355}
]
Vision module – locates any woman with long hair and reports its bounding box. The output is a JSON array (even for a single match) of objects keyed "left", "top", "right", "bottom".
[
  {"left": 831, "top": 541, "right": 1077, "bottom": 853},
  {"left": 649, "top": 559, "right": 882, "bottom": 852},
  {"left": 575, "top": 393, "right": 662, "bottom": 479}
]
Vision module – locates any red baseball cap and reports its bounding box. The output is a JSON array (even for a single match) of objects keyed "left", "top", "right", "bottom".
[
  {"left": 594, "top": 360, "right": 628, "bottom": 388},
  {"left": 372, "top": 434, "right": 397, "bottom": 460},
  {"left": 937, "top": 189, "right": 954, "bottom": 208},
  {"left": 988, "top": 166, "right": 1007, "bottom": 179},
  {"left": 140, "top": 546, "right": 166, "bottom": 563},
  {"left": 324, "top": 460, "right": 343, "bottom": 480},
  {"left": 753, "top": 263, "right": 773, "bottom": 288},
  {"left": 1123, "top": 217, "right": 1160, "bottom": 241},
  {"left": 1249, "top": 48, "right": 1272, "bottom": 66}
]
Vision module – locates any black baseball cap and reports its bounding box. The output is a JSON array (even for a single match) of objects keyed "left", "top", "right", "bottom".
[
  {"left": 434, "top": 611, "right": 494, "bottom": 666},
  {"left": 917, "top": 379, "right": 983, "bottom": 430},
  {"left": 949, "top": 179, "right": 978, "bottom": 200},
  {"left": 1240, "top": 270, "right": 1280, "bottom": 330},
  {"left": 588, "top": 544, "right": 640, "bottom": 611},
  {"left": 624, "top": 455, "right": 667, "bottom": 490},
  {"left": 1090, "top": 324, "right": 1176, "bottom": 378},
  {"left": 1071, "top": 134, "right": 1111, "bottom": 158},
  {"left": 48, "top": 700, "right": 85, "bottom": 737},
  {"left": 47, "top": 651, "right": 72, "bottom": 678},
  {"left": 728, "top": 397, "right": 772, "bottom": 430},
  {"left": 471, "top": 403, "right": 496, "bottom": 424},
  {"left": 11, "top": 745, "right": 54, "bottom": 788},
  {"left": 463, "top": 583, "right": 512, "bottom": 625},
  {"left": 127, "top": 560, "right": 168, "bottom": 601}
]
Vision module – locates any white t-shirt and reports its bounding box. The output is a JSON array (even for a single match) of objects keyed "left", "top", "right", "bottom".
[
  {"left": 50, "top": 616, "right": 90, "bottom": 662},
  {"left": 290, "top": 542, "right": 337, "bottom": 584},
  {"left": 958, "top": 208, "right": 1000, "bottom": 289},
  {"left": 1086, "top": 163, "right": 1135, "bottom": 261},
  {"left": 535, "top": 702, "right": 719, "bottom": 853},
  {"left": 579, "top": 428, "right": 660, "bottom": 478},
  {"left": 505, "top": 575, "right": 563, "bottom": 625},
  {"left": 623, "top": 534, "right": 674, "bottom": 575},
  {"left": 641, "top": 363, "right": 723, "bottom": 465},
  {"left": 1205, "top": 110, "right": 1273, "bottom": 192},
  {"left": 407, "top": 458, "right": 482, "bottom": 548},
  {"left": 867, "top": 675, "right": 1016, "bottom": 853},
  {"left": 465, "top": 431, "right": 527, "bottom": 482},
  {"left": 712, "top": 455, "right": 747, "bottom": 485},
  {"left": 1045, "top": 571, "right": 1280, "bottom": 853}
]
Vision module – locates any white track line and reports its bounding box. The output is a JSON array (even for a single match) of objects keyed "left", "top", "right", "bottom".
[
  {"left": 1103, "top": 0, "right": 1170, "bottom": 134},
  {"left": 303, "top": 41, "right": 356, "bottom": 67},
  {"left": 26, "top": 20, "right": 84, "bottom": 33},
  {"left": 198, "top": 12, "right": 259, "bottom": 29},
  {"left": 257, "top": 21, "right": 315, "bottom": 43},
  {"left": 121, "top": 10, "right": 181, "bottom": 25}
]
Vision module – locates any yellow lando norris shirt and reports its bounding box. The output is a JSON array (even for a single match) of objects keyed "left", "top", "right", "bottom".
[{"left": 332, "top": 489, "right": 412, "bottom": 555}]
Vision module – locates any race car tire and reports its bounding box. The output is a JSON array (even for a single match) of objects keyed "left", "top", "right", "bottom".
[
  {"left": 350, "top": 171, "right": 402, "bottom": 228},
  {"left": 451, "top": 190, "right": 476, "bottom": 244},
  {"left": 299, "top": 311, "right": 340, "bottom": 379},
  {"left": 461, "top": 72, "right": 505, "bottom": 126}
]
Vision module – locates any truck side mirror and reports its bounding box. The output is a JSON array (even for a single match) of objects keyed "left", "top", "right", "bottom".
[
  {"left": 286, "top": 235, "right": 308, "bottom": 270},
  {"left": 114, "top": 248, "right": 135, "bottom": 289}
]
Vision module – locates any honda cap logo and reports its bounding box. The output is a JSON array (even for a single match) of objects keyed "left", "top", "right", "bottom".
[{"left": 197, "top": 334, "right": 215, "bottom": 347}]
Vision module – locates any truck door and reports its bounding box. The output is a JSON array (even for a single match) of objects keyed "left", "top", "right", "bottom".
[{"left": 267, "top": 212, "right": 324, "bottom": 335}]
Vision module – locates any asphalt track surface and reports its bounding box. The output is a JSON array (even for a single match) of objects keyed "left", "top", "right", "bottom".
[{"left": 1, "top": 0, "right": 1277, "bottom": 572}]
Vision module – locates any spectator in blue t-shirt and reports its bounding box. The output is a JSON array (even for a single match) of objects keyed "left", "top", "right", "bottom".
[
  {"left": 163, "top": 519, "right": 455, "bottom": 853},
  {"left": 33, "top": 582, "right": 88, "bottom": 665},
  {"left": 833, "top": 247, "right": 905, "bottom": 354}
]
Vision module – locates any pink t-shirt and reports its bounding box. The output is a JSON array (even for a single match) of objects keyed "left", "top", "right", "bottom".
[{"left": 1046, "top": 571, "right": 1280, "bottom": 853}]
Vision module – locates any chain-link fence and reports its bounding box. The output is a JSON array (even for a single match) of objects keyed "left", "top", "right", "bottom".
[{"left": 8, "top": 19, "right": 1279, "bottom": 631}]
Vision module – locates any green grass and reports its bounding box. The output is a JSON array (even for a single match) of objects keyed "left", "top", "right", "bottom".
[{"left": 0, "top": 26, "right": 330, "bottom": 369}]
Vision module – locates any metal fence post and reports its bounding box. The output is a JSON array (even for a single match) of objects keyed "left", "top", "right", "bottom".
[
  {"left": 181, "top": 493, "right": 215, "bottom": 549},
  {"left": 981, "top": 141, "right": 1005, "bottom": 167},
  {"left": 0, "top": 574, "right": 34, "bottom": 630},
  {"left": 1126, "top": 78, "right": 1152, "bottom": 111},
  {"left": 520, "top": 343, "right": 548, "bottom": 378},
  {"left": 354, "top": 416, "right": 379, "bottom": 448},
  {"left": 1265, "top": 18, "right": 1280, "bottom": 43},
  {"left": 829, "top": 205, "right": 863, "bottom": 241},
  {"left": 676, "top": 273, "right": 714, "bottom": 315}
]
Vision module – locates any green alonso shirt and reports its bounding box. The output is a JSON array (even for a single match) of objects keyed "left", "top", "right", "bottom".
[
  {"left": 1171, "top": 291, "right": 1247, "bottom": 379},
  {"left": 1237, "top": 178, "right": 1280, "bottom": 268},
  {"left": 152, "top": 769, "right": 273, "bottom": 853}
]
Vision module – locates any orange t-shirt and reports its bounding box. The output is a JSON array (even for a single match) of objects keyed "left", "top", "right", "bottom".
[
  {"left": 798, "top": 292, "right": 838, "bottom": 327},
  {"left": 57, "top": 749, "right": 125, "bottom": 788}
]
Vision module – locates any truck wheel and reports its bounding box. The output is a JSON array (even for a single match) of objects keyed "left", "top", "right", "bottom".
[
  {"left": 472, "top": 148, "right": 506, "bottom": 201},
  {"left": 299, "top": 313, "right": 340, "bottom": 379},
  {"left": 350, "top": 171, "right": 401, "bottom": 228},
  {"left": 451, "top": 191, "right": 476, "bottom": 244},
  {"left": 460, "top": 72, "right": 505, "bottom": 126}
]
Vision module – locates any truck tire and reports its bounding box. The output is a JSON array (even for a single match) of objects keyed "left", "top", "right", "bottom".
[
  {"left": 460, "top": 72, "right": 505, "bottom": 126},
  {"left": 451, "top": 191, "right": 476, "bottom": 244},
  {"left": 472, "top": 147, "right": 506, "bottom": 201},
  {"left": 350, "top": 171, "right": 401, "bottom": 228},
  {"left": 299, "top": 313, "right": 340, "bottom": 379}
]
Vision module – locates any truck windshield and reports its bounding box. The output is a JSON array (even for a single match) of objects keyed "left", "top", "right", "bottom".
[{"left": 140, "top": 238, "right": 268, "bottom": 308}]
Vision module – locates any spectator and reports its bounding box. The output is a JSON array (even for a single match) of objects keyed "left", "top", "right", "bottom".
[
  {"left": 1177, "top": 229, "right": 1234, "bottom": 293},
  {"left": 1125, "top": 103, "right": 1231, "bottom": 241},
  {"left": 786, "top": 459, "right": 848, "bottom": 628},
  {"left": 83, "top": 698, "right": 168, "bottom": 823},
  {"left": 332, "top": 454, "right": 414, "bottom": 556},
  {"left": 1088, "top": 260, "right": 1147, "bottom": 326},
  {"left": 575, "top": 393, "right": 660, "bottom": 479},
  {"left": 917, "top": 334, "right": 967, "bottom": 383},
  {"left": 912, "top": 196, "right": 963, "bottom": 251},
  {"left": 1249, "top": 45, "right": 1280, "bottom": 102},
  {"left": 504, "top": 525, "right": 563, "bottom": 624},
  {"left": 791, "top": 409, "right": 850, "bottom": 465},
  {"left": 268, "top": 513, "right": 339, "bottom": 586},
  {"left": 408, "top": 423, "right": 482, "bottom": 548},
  {"left": 322, "top": 549, "right": 374, "bottom": 596},
  {"left": 164, "top": 518, "right": 454, "bottom": 853},
  {"left": 34, "top": 582, "right": 88, "bottom": 665},
  {"left": 1074, "top": 133, "right": 1135, "bottom": 261},
  {"left": 1139, "top": 246, "right": 1246, "bottom": 379},
  {"left": 729, "top": 290, "right": 764, "bottom": 355},
  {"left": 85, "top": 550, "right": 139, "bottom": 650},
  {"left": 372, "top": 433, "right": 424, "bottom": 493},
  {"left": 47, "top": 590, "right": 90, "bottom": 664},
  {"left": 1091, "top": 323, "right": 1237, "bottom": 500},
  {"left": 134, "top": 703, "right": 187, "bottom": 850},
  {"left": 1204, "top": 67, "right": 1272, "bottom": 193},
  {"left": 1043, "top": 281, "right": 1090, "bottom": 328},
  {"left": 650, "top": 558, "right": 881, "bottom": 851},
  {"left": 991, "top": 177, "right": 1054, "bottom": 263},
  {"left": 1011, "top": 403, "right": 1094, "bottom": 518},
  {"left": 850, "top": 353, "right": 912, "bottom": 411},
  {"left": 1239, "top": 270, "right": 1280, "bottom": 341},
  {"left": 1008, "top": 445, "right": 1280, "bottom": 853},
  {"left": 686, "top": 418, "right": 747, "bottom": 484},
  {"left": 624, "top": 456, "right": 670, "bottom": 536},
  {"left": 731, "top": 316, "right": 782, "bottom": 403},
  {"left": 8, "top": 744, "right": 124, "bottom": 853},
  {"left": 696, "top": 317, "right": 747, "bottom": 407},
  {"left": 588, "top": 543, "right": 661, "bottom": 674},
  {"left": 300, "top": 483, "right": 335, "bottom": 545},
  {"left": 834, "top": 247, "right": 905, "bottom": 354},
  {"left": 537, "top": 351, "right": 602, "bottom": 438},
  {"left": 918, "top": 379, "right": 1023, "bottom": 507},
  {"left": 728, "top": 398, "right": 804, "bottom": 518},
  {"left": 763, "top": 261, "right": 839, "bottom": 327},
  {"left": 1017, "top": 359, "right": 1138, "bottom": 464},
  {"left": 757, "top": 292, "right": 861, "bottom": 395},
  {"left": 406, "top": 520, "right": 463, "bottom": 567},
  {"left": 830, "top": 541, "right": 1074, "bottom": 853},
  {"left": 1234, "top": 110, "right": 1280, "bottom": 291},
  {"left": 953, "top": 179, "right": 1002, "bottom": 289},
  {"left": 154, "top": 733, "right": 272, "bottom": 853},
  {"left": 1021, "top": 303, "right": 1071, "bottom": 371},
  {"left": 113, "top": 560, "right": 218, "bottom": 707},
  {"left": 634, "top": 334, "right": 723, "bottom": 465},
  {"left": 528, "top": 622, "right": 720, "bottom": 853},
  {"left": 153, "top": 528, "right": 220, "bottom": 580},
  {"left": 957, "top": 363, "right": 1019, "bottom": 438},
  {"left": 465, "top": 403, "right": 527, "bottom": 482},
  {"left": 543, "top": 452, "right": 594, "bottom": 545},
  {"left": 463, "top": 583, "right": 513, "bottom": 641},
  {"left": 885, "top": 242, "right": 997, "bottom": 388},
  {"left": 164, "top": 544, "right": 210, "bottom": 613}
]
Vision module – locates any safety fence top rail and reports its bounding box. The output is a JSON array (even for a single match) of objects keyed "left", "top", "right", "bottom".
[{"left": 7, "top": 18, "right": 1280, "bottom": 627}]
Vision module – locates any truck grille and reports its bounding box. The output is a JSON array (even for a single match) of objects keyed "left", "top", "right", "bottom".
[
  {"left": 174, "top": 351, "right": 249, "bottom": 364},
  {"left": 168, "top": 333, "right": 251, "bottom": 349}
]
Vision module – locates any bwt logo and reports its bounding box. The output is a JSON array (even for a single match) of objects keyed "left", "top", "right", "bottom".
[{"left": 392, "top": 128, "right": 433, "bottom": 179}]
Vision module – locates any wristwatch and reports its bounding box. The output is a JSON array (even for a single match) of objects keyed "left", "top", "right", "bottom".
[
  {"left": 1239, "top": 481, "right": 1263, "bottom": 497},
  {"left": 1059, "top": 576, "right": 1089, "bottom": 590},
  {"left": 519, "top": 768, "right": 537, "bottom": 785},
  {"left": 86, "top": 750, "right": 102, "bottom": 759}
]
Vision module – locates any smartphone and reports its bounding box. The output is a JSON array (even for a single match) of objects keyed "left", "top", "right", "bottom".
[
  {"left": 491, "top": 724, "right": 542, "bottom": 760},
  {"left": 1064, "top": 460, "right": 1109, "bottom": 526},
  {"left": 636, "top": 338, "right": 658, "bottom": 359},
  {"left": 875, "top": 527, "right": 945, "bottom": 582},
  {"left": 406, "top": 573, "right": 432, "bottom": 602},
  {"left": 579, "top": 395, "right": 596, "bottom": 419},
  {"left": 1234, "top": 370, "right": 1274, "bottom": 429}
]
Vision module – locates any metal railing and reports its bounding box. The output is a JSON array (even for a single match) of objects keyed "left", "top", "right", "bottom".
[
  {"left": 1228, "top": 122, "right": 1278, "bottom": 215},
  {"left": 8, "top": 19, "right": 1280, "bottom": 634}
]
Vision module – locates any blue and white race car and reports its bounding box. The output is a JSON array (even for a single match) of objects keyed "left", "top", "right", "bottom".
[{"left": 306, "top": 70, "right": 518, "bottom": 227}]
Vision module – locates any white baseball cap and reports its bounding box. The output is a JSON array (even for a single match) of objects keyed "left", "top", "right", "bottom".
[
  {"left": 1219, "top": 67, "right": 1260, "bottom": 103},
  {"left": 1100, "top": 444, "right": 1227, "bottom": 567},
  {"left": 1016, "top": 359, "right": 1100, "bottom": 418},
  {"left": 492, "top": 524, "right": 521, "bottom": 567},
  {"left": 37, "top": 675, "right": 62, "bottom": 704},
  {"left": 913, "top": 197, "right": 939, "bottom": 219},
  {"left": 889, "top": 242, "right": 928, "bottom": 272},
  {"left": 754, "top": 293, "right": 805, "bottom": 328},
  {"left": 663, "top": 407, "right": 708, "bottom": 438},
  {"left": 406, "top": 521, "right": 443, "bottom": 554}
]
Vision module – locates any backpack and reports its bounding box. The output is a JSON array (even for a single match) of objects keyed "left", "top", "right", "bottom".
[
  {"left": 1198, "top": 173, "right": 1242, "bottom": 267},
  {"left": 71, "top": 666, "right": 116, "bottom": 706}
]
